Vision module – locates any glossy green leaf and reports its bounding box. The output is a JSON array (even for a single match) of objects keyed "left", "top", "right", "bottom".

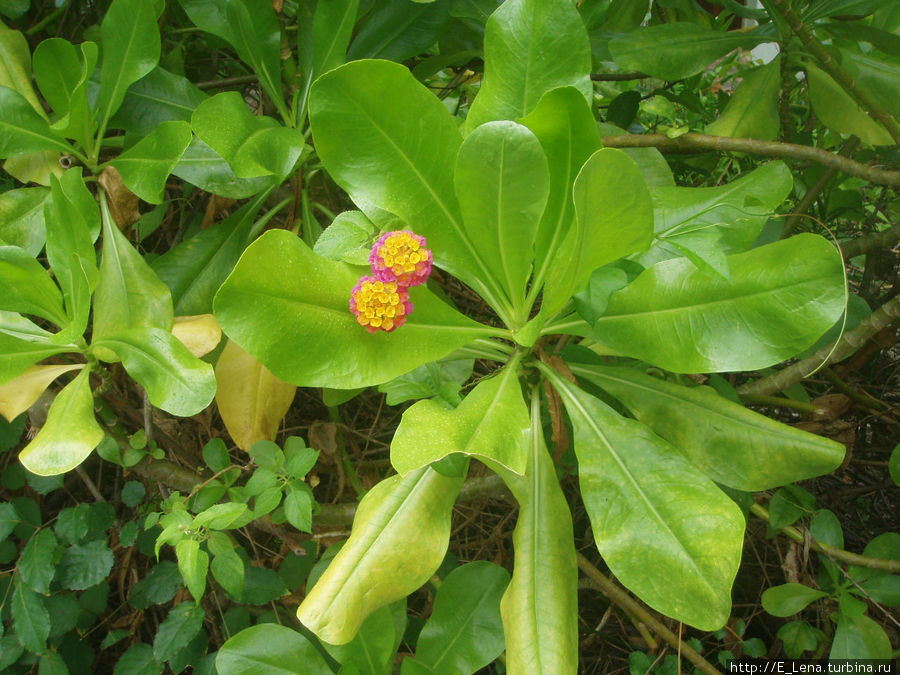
[
  {"left": 0, "top": 246, "right": 67, "bottom": 326},
  {"left": 805, "top": 61, "right": 893, "bottom": 147},
  {"left": 216, "top": 624, "right": 332, "bottom": 675},
  {"left": 18, "top": 529, "right": 58, "bottom": 594},
  {"left": 297, "top": 0, "right": 358, "bottom": 116},
  {"left": 593, "top": 234, "right": 846, "bottom": 373},
  {"left": 570, "top": 364, "right": 845, "bottom": 491},
  {"left": 0, "top": 332, "right": 71, "bottom": 386},
  {"left": 706, "top": 57, "right": 781, "bottom": 141},
  {"left": 309, "top": 60, "right": 506, "bottom": 317},
  {"left": 0, "top": 187, "right": 49, "bottom": 255},
  {"left": 0, "top": 20, "right": 44, "bottom": 116},
  {"left": 214, "top": 229, "right": 495, "bottom": 389},
  {"left": 609, "top": 23, "right": 766, "bottom": 81},
  {"left": 547, "top": 371, "right": 744, "bottom": 630},
  {"left": 348, "top": 0, "right": 450, "bottom": 62},
  {"left": 0, "top": 86, "right": 75, "bottom": 158},
  {"left": 173, "top": 137, "right": 276, "bottom": 199},
  {"left": 176, "top": 539, "right": 208, "bottom": 603},
  {"left": 96, "top": 0, "right": 162, "bottom": 133},
  {"left": 110, "top": 66, "right": 207, "bottom": 135},
  {"left": 830, "top": 613, "right": 892, "bottom": 659},
  {"left": 91, "top": 328, "right": 216, "bottom": 416},
  {"left": 298, "top": 466, "right": 464, "bottom": 644},
  {"left": 490, "top": 390, "right": 578, "bottom": 674},
  {"left": 542, "top": 148, "right": 653, "bottom": 318},
  {"left": 18, "top": 368, "right": 103, "bottom": 475},
  {"left": 391, "top": 361, "right": 529, "bottom": 476},
  {"left": 466, "top": 0, "right": 592, "bottom": 130},
  {"left": 323, "top": 604, "right": 397, "bottom": 675},
  {"left": 192, "top": 92, "right": 304, "bottom": 180},
  {"left": 93, "top": 192, "right": 173, "bottom": 342},
  {"left": 454, "top": 120, "right": 548, "bottom": 315},
  {"left": 12, "top": 581, "right": 49, "bottom": 653},
  {"left": 110, "top": 120, "right": 192, "bottom": 204},
  {"left": 32, "top": 38, "right": 98, "bottom": 148},
  {"left": 520, "top": 87, "right": 602, "bottom": 301}
]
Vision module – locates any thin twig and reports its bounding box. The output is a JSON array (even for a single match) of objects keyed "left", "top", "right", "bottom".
[
  {"left": 194, "top": 74, "right": 259, "bottom": 90},
  {"left": 591, "top": 71, "right": 651, "bottom": 81}
]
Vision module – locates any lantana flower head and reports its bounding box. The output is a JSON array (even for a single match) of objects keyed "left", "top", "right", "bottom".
[
  {"left": 349, "top": 275, "right": 414, "bottom": 333},
  {"left": 369, "top": 230, "right": 433, "bottom": 287}
]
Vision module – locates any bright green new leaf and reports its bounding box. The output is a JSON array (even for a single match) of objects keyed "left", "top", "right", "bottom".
[
  {"left": 0, "top": 20, "right": 45, "bottom": 116},
  {"left": 594, "top": 234, "right": 846, "bottom": 373},
  {"left": 466, "top": 0, "right": 592, "bottom": 130},
  {"left": 12, "top": 581, "right": 49, "bottom": 654},
  {"left": 91, "top": 328, "right": 216, "bottom": 416},
  {"left": 192, "top": 92, "right": 305, "bottom": 180},
  {"left": 391, "top": 361, "right": 529, "bottom": 476},
  {"left": 805, "top": 62, "right": 893, "bottom": 147},
  {"left": 831, "top": 613, "right": 892, "bottom": 659},
  {"left": 0, "top": 86, "right": 75, "bottom": 158},
  {"left": 0, "top": 245, "right": 67, "bottom": 326},
  {"left": 0, "top": 186, "right": 49, "bottom": 255},
  {"left": 32, "top": 39, "right": 98, "bottom": 148},
  {"left": 93, "top": 192, "right": 173, "bottom": 342},
  {"left": 216, "top": 624, "right": 332, "bottom": 675},
  {"left": 298, "top": 466, "right": 464, "bottom": 644},
  {"left": 19, "top": 368, "right": 104, "bottom": 476},
  {"left": 547, "top": 370, "right": 744, "bottom": 630},
  {"left": 110, "top": 120, "right": 193, "bottom": 204},
  {"left": 609, "top": 22, "right": 766, "bottom": 81},
  {"left": 173, "top": 137, "right": 276, "bottom": 199},
  {"left": 176, "top": 539, "right": 208, "bottom": 603},
  {"left": 214, "top": 229, "right": 496, "bottom": 389},
  {"left": 454, "top": 120, "right": 549, "bottom": 316},
  {"left": 542, "top": 148, "right": 653, "bottom": 318},
  {"left": 707, "top": 57, "right": 781, "bottom": 141},
  {"left": 571, "top": 364, "right": 845, "bottom": 491},
  {"left": 110, "top": 66, "right": 207, "bottom": 135}
]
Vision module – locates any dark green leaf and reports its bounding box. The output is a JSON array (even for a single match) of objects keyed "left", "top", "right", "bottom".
[
  {"left": 19, "top": 529, "right": 57, "bottom": 594},
  {"left": 114, "top": 643, "right": 163, "bottom": 675},
  {"left": 0, "top": 501, "right": 19, "bottom": 542},
  {"left": 0, "top": 245, "right": 67, "bottom": 325},
  {"left": 239, "top": 565, "right": 287, "bottom": 605},
  {"left": 0, "top": 86, "right": 74, "bottom": 158},
  {"left": 830, "top": 613, "right": 892, "bottom": 659},
  {"left": 777, "top": 620, "right": 823, "bottom": 659},
  {"left": 129, "top": 560, "right": 183, "bottom": 609},
  {"left": 378, "top": 359, "right": 473, "bottom": 407},
  {"left": 110, "top": 66, "right": 207, "bottom": 135},
  {"left": 216, "top": 624, "right": 332, "bottom": 675},
  {"left": 12, "top": 581, "right": 50, "bottom": 653},
  {"left": 122, "top": 481, "right": 147, "bottom": 507},
  {"left": 110, "top": 120, "right": 192, "bottom": 204},
  {"left": 57, "top": 539, "right": 114, "bottom": 590},
  {"left": 173, "top": 137, "right": 277, "bottom": 199},
  {"left": 153, "top": 602, "right": 206, "bottom": 663},
  {"left": 349, "top": 0, "right": 450, "bottom": 62}
]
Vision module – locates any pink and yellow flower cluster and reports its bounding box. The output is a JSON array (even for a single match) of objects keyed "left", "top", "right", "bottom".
[{"left": 350, "top": 231, "right": 432, "bottom": 333}]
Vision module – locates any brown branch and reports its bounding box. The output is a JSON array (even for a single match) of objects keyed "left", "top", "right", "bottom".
[
  {"left": 591, "top": 71, "right": 651, "bottom": 82},
  {"left": 839, "top": 221, "right": 900, "bottom": 259},
  {"left": 600, "top": 133, "right": 900, "bottom": 185},
  {"left": 737, "top": 295, "right": 900, "bottom": 397}
]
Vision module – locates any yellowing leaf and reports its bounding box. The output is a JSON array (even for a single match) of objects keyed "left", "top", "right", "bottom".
[
  {"left": 172, "top": 314, "right": 221, "bottom": 357},
  {"left": 0, "top": 363, "right": 83, "bottom": 422},
  {"left": 3, "top": 152, "right": 63, "bottom": 187},
  {"left": 215, "top": 339, "right": 295, "bottom": 450}
]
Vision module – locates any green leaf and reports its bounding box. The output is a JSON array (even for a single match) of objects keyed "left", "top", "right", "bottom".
[
  {"left": 121, "top": 480, "right": 146, "bottom": 507},
  {"left": 0, "top": 501, "right": 19, "bottom": 542},
  {"left": 570, "top": 364, "right": 845, "bottom": 491},
  {"left": 110, "top": 66, "right": 207, "bottom": 135},
  {"left": 706, "top": 57, "right": 781, "bottom": 141},
  {"left": 378, "top": 359, "right": 473, "bottom": 407},
  {"left": 592, "top": 234, "right": 846, "bottom": 373},
  {"left": 153, "top": 192, "right": 270, "bottom": 315},
  {"left": 323, "top": 604, "right": 397, "bottom": 675},
  {"left": 890, "top": 444, "right": 900, "bottom": 487},
  {"left": 12, "top": 581, "right": 50, "bottom": 653},
  {"left": 0, "top": 86, "right": 75, "bottom": 158},
  {"left": 547, "top": 371, "right": 744, "bottom": 630},
  {"left": 542, "top": 148, "right": 653, "bottom": 318},
  {"left": 347, "top": 0, "right": 450, "bottom": 63},
  {"left": 840, "top": 48, "right": 900, "bottom": 118},
  {"left": 38, "top": 651, "right": 69, "bottom": 675},
  {"left": 0, "top": 246, "right": 67, "bottom": 326},
  {"left": 298, "top": 466, "right": 464, "bottom": 645},
  {"left": 19, "top": 369, "right": 104, "bottom": 476},
  {"left": 110, "top": 120, "right": 192, "bottom": 204},
  {"left": 454, "top": 120, "right": 549, "bottom": 315},
  {"left": 0, "top": 20, "right": 45, "bottom": 116},
  {"left": 609, "top": 23, "right": 766, "bottom": 81},
  {"left": 309, "top": 60, "right": 505, "bottom": 316},
  {"left": 115, "top": 643, "right": 163, "bottom": 675},
  {"left": 57, "top": 539, "right": 114, "bottom": 590},
  {"left": 211, "top": 547, "right": 245, "bottom": 599},
  {"left": 173, "top": 136, "right": 277, "bottom": 199},
  {"left": 762, "top": 583, "right": 828, "bottom": 617},
  {"left": 0, "top": 187, "right": 49, "bottom": 255},
  {"left": 249, "top": 440, "right": 284, "bottom": 471},
  {"left": 192, "top": 92, "right": 304, "bottom": 180},
  {"left": 777, "top": 620, "right": 823, "bottom": 659},
  {"left": 193, "top": 503, "right": 248, "bottom": 530},
  {"left": 214, "top": 230, "right": 495, "bottom": 389},
  {"left": 805, "top": 61, "right": 893, "bottom": 147},
  {"left": 91, "top": 327, "right": 216, "bottom": 416},
  {"left": 415, "top": 562, "right": 508, "bottom": 674},
  {"left": 313, "top": 210, "right": 376, "bottom": 265},
  {"left": 283, "top": 485, "right": 313, "bottom": 533},
  {"left": 32, "top": 38, "right": 98, "bottom": 149},
  {"left": 0, "top": 332, "right": 71, "bottom": 387},
  {"left": 830, "top": 613, "right": 892, "bottom": 659},
  {"left": 297, "top": 0, "right": 359, "bottom": 116},
  {"left": 129, "top": 560, "right": 183, "bottom": 609},
  {"left": 466, "top": 0, "right": 592, "bottom": 130},
  {"left": 216, "top": 624, "right": 332, "bottom": 675},
  {"left": 19, "top": 529, "right": 58, "bottom": 594},
  {"left": 391, "top": 362, "right": 530, "bottom": 476},
  {"left": 176, "top": 538, "right": 209, "bottom": 603},
  {"left": 96, "top": 0, "right": 162, "bottom": 134},
  {"left": 153, "top": 602, "right": 205, "bottom": 663}
]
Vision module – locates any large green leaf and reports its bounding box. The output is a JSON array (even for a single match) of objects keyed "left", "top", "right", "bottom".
[
  {"left": 454, "top": 120, "right": 549, "bottom": 316},
  {"left": 592, "top": 234, "right": 845, "bottom": 373},
  {"left": 91, "top": 328, "right": 216, "bottom": 416},
  {"left": 297, "top": 0, "right": 358, "bottom": 117},
  {"left": 217, "top": 624, "right": 332, "bottom": 675},
  {"left": 490, "top": 391, "right": 579, "bottom": 674},
  {"left": 96, "top": 0, "right": 163, "bottom": 135},
  {"left": 0, "top": 86, "right": 75, "bottom": 158},
  {"left": 414, "top": 562, "right": 508, "bottom": 675},
  {"left": 570, "top": 363, "right": 845, "bottom": 491},
  {"left": 323, "top": 604, "right": 399, "bottom": 675},
  {"left": 110, "top": 66, "right": 207, "bottom": 135},
  {"left": 309, "top": 60, "right": 508, "bottom": 319},
  {"left": 609, "top": 23, "right": 766, "bottom": 81},
  {"left": 0, "top": 187, "right": 49, "bottom": 255},
  {"left": 0, "top": 246, "right": 67, "bottom": 326},
  {"left": 214, "top": 230, "right": 497, "bottom": 389},
  {"left": 466, "top": 0, "right": 592, "bottom": 130},
  {"left": 19, "top": 368, "right": 104, "bottom": 475},
  {"left": 830, "top": 613, "right": 892, "bottom": 659},
  {"left": 542, "top": 148, "right": 653, "bottom": 318},
  {"left": 840, "top": 48, "right": 900, "bottom": 118},
  {"left": 520, "top": 87, "right": 602, "bottom": 305},
  {"left": 0, "top": 20, "right": 45, "bottom": 116},
  {"left": 109, "top": 120, "right": 192, "bottom": 204},
  {"left": 173, "top": 137, "right": 276, "bottom": 199},
  {"left": 0, "top": 333, "right": 71, "bottom": 386},
  {"left": 545, "top": 370, "right": 744, "bottom": 630},
  {"left": 32, "top": 38, "right": 98, "bottom": 149},
  {"left": 706, "top": 57, "right": 781, "bottom": 141},
  {"left": 391, "top": 360, "right": 529, "bottom": 476},
  {"left": 347, "top": 0, "right": 450, "bottom": 62},
  {"left": 297, "top": 466, "right": 464, "bottom": 645}
]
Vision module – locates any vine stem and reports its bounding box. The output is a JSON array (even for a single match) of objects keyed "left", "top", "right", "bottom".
[
  {"left": 576, "top": 553, "right": 722, "bottom": 675},
  {"left": 600, "top": 133, "right": 900, "bottom": 186}
]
